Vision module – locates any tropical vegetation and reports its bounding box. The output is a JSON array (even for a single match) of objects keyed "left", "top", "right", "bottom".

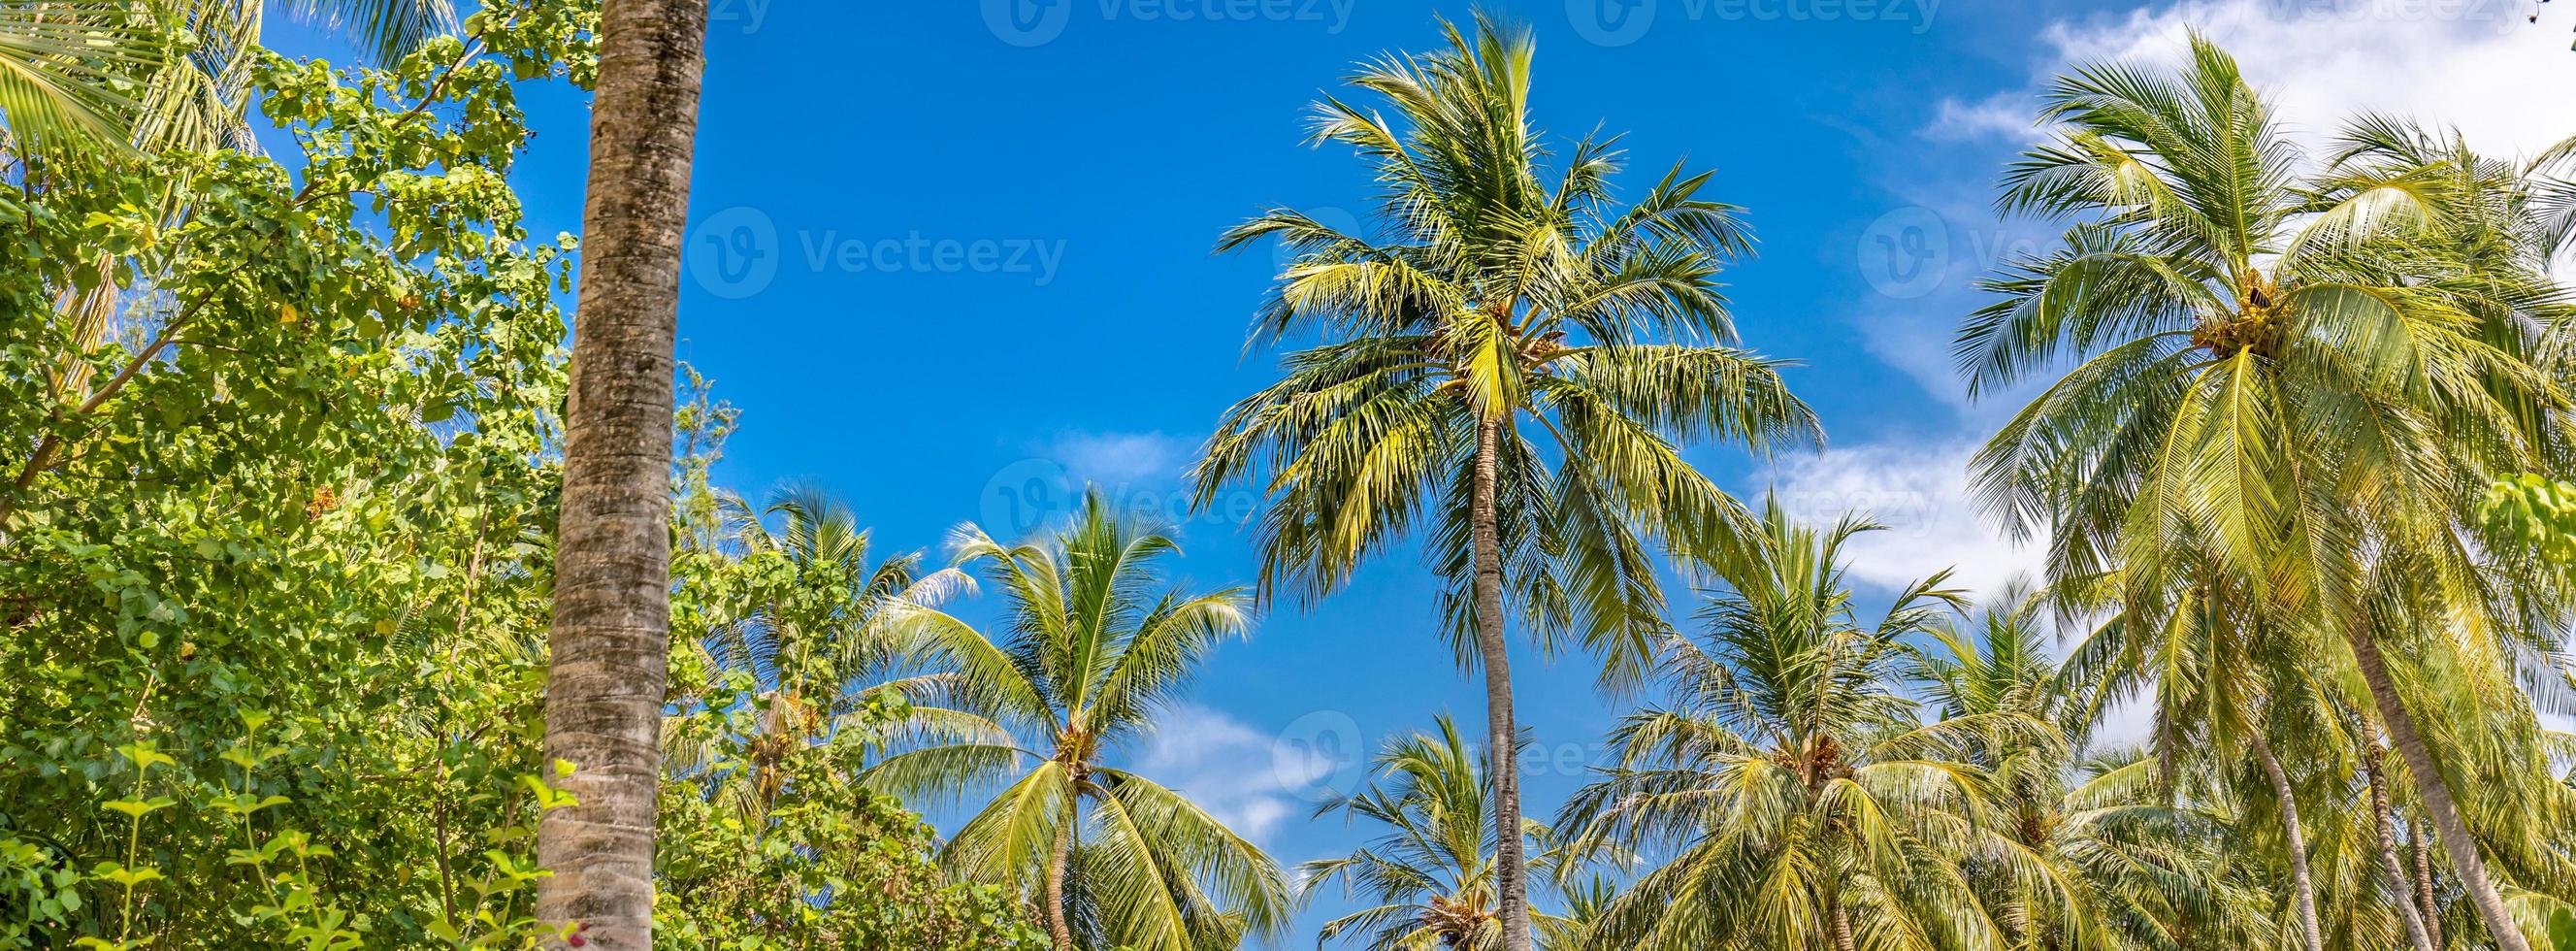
[{"left": 4, "top": 5, "right": 2575, "bottom": 951}]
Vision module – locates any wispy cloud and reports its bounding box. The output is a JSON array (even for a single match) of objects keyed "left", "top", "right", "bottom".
[
  {"left": 1046, "top": 430, "right": 1189, "bottom": 486},
  {"left": 1130, "top": 704, "right": 1326, "bottom": 847},
  {"left": 1765, "top": 440, "right": 2042, "bottom": 599}
]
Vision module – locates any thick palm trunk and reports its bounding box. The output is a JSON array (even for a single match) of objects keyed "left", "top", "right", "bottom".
[
  {"left": 2364, "top": 738, "right": 2438, "bottom": 951},
  {"left": 1829, "top": 890, "right": 1857, "bottom": 951},
  {"left": 1470, "top": 414, "right": 1534, "bottom": 951},
  {"left": 1045, "top": 813, "right": 1076, "bottom": 951},
  {"left": 2346, "top": 619, "right": 2529, "bottom": 951},
  {"left": 2247, "top": 730, "right": 2325, "bottom": 951},
  {"left": 535, "top": 0, "right": 708, "bottom": 947}
]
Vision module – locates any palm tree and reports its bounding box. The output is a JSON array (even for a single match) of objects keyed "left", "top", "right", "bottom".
[
  {"left": 859, "top": 493, "right": 1289, "bottom": 951},
  {"left": 1192, "top": 16, "right": 1817, "bottom": 947},
  {"left": 1916, "top": 583, "right": 2272, "bottom": 950},
  {"left": 667, "top": 487, "right": 966, "bottom": 817},
  {"left": 535, "top": 0, "right": 708, "bottom": 945},
  {"left": 0, "top": 0, "right": 452, "bottom": 151},
  {"left": 1558, "top": 503, "right": 2007, "bottom": 950},
  {"left": 1956, "top": 35, "right": 2573, "bottom": 951},
  {"left": 1301, "top": 715, "right": 1589, "bottom": 951}
]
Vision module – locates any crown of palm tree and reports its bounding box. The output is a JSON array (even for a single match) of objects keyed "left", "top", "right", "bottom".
[
  {"left": 861, "top": 491, "right": 1288, "bottom": 951},
  {"left": 1302, "top": 715, "right": 1588, "bottom": 951},
  {"left": 1954, "top": 35, "right": 2575, "bottom": 951},
  {"left": 1195, "top": 12, "right": 1818, "bottom": 685},
  {"left": 2, "top": 0, "right": 455, "bottom": 154},
  {"left": 1559, "top": 502, "right": 2014, "bottom": 950}
]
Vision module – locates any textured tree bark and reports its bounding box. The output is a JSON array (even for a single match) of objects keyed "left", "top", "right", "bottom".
[
  {"left": 535, "top": 0, "right": 707, "bottom": 947},
  {"left": 1470, "top": 413, "right": 1533, "bottom": 951},
  {"left": 2247, "top": 729, "right": 2325, "bottom": 951},
  {"left": 2364, "top": 736, "right": 2437, "bottom": 951},
  {"left": 2346, "top": 618, "right": 2529, "bottom": 951},
  {"left": 1044, "top": 810, "right": 1076, "bottom": 951},
  {"left": 1829, "top": 890, "right": 1857, "bottom": 951},
  {"left": 2414, "top": 819, "right": 2444, "bottom": 949}
]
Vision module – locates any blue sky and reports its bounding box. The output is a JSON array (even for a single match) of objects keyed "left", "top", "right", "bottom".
[{"left": 279, "top": 0, "right": 2576, "bottom": 941}]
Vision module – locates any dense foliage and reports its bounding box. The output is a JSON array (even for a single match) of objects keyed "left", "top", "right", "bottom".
[
  {"left": 7, "top": 6, "right": 2576, "bottom": 951},
  {"left": 0, "top": 4, "right": 1037, "bottom": 947}
]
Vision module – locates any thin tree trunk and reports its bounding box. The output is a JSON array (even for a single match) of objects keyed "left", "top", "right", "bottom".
[
  {"left": 2346, "top": 617, "right": 2529, "bottom": 951},
  {"left": 1470, "top": 414, "right": 1533, "bottom": 951},
  {"left": 1045, "top": 811, "right": 1076, "bottom": 951},
  {"left": 2364, "top": 734, "right": 2437, "bottom": 951},
  {"left": 2414, "top": 817, "right": 2444, "bottom": 949},
  {"left": 1829, "top": 889, "right": 1857, "bottom": 951},
  {"left": 535, "top": 0, "right": 707, "bottom": 947},
  {"left": 2247, "top": 729, "right": 2326, "bottom": 951}
]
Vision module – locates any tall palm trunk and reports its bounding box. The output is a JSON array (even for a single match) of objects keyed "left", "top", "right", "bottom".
[
  {"left": 2247, "top": 729, "right": 2325, "bottom": 951},
  {"left": 1045, "top": 811, "right": 1076, "bottom": 951},
  {"left": 1469, "top": 413, "right": 1533, "bottom": 951},
  {"left": 2364, "top": 736, "right": 2438, "bottom": 951},
  {"left": 535, "top": 0, "right": 708, "bottom": 947},
  {"left": 2346, "top": 618, "right": 2530, "bottom": 951},
  {"left": 2414, "top": 819, "right": 2444, "bottom": 949}
]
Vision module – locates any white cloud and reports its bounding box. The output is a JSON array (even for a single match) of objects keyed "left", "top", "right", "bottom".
[
  {"left": 1764, "top": 440, "right": 2043, "bottom": 599},
  {"left": 2024, "top": 0, "right": 2576, "bottom": 161},
  {"left": 1863, "top": 0, "right": 2576, "bottom": 410},
  {"left": 1129, "top": 705, "right": 1326, "bottom": 846},
  {"left": 1047, "top": 430, "right": 1188, "bottom": 486}
]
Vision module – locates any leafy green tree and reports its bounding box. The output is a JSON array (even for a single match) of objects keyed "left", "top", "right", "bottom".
[
  {"left": 0, "top": 2, "right": 598, "bottom": 945},
  {"left": 1955, "top": 35, "right": 2573, "bottom": 951},
  {"left": 0, "top": 0, "right": 453, "bottom": 152},
  {"left": 859, "top": 493, "right": 1289, "bottom": 951},
  {"left": 1559, "top": 504, "right": 2005, "bottom": 950},
  {"left": 1192, "top": 16, "right": 1817, "bottom": 947},
  {"left": 1301, "top": 715, "right": 1590, "bottom": 951}
]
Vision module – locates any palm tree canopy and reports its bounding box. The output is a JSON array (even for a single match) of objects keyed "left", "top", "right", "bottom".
[
  {"left": 1193, "top": 13, "right": 1820, "bottom": 688},
  {"left": 861, "top": 491, "right": 1289, "bottom": 951}
]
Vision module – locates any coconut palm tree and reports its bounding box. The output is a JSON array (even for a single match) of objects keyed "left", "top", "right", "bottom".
[
  {"left": 1301, "top": 715, "right": 1592, "bottom": 951},
  {"left": 1916, "top": 583, "right": 2274, "bottom": 951},
  {"left": 1192, "top": 16, "right": 1817, "bottom": 947},
  {"left": 1556, "top": 503, "right": 2008, "bottom": 950},
  {"left": 1955, "top": 35, "right": 2574, "bottom": 951},
  {"left": 535, "top": 0, "right": 708, "bottom": 945},
  {"left": 665, "top": 487, "right": 968, "bottom": 818},
  {"left": 0, "top": 0, "right": 452, "bottom": 152},
  {"left": 858, "top": 493, "right": 1289, "bottom": 951}
]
